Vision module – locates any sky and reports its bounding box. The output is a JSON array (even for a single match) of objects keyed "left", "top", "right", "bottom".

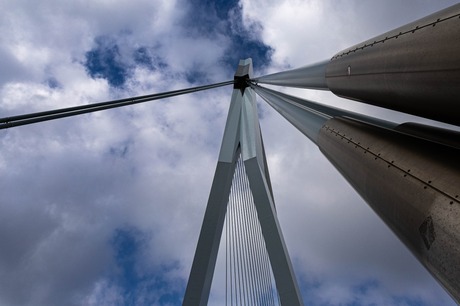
[{"left": 0, "top": 1, "right": 459, "bottom": 305}]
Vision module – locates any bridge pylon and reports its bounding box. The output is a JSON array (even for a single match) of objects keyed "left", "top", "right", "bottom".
[{"left": 183, "top": 59, "right": 303, "bottom": 306}]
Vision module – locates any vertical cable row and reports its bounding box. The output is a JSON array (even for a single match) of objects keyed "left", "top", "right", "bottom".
[
  {"left": 224, "top": 153, "right": 280, "bottom": 305},
  {"left": 240, "top": 161, "right": 257, "bottom": 306},
  {"left": 235, "top": 157, "right": 244, "bottom": 306}
]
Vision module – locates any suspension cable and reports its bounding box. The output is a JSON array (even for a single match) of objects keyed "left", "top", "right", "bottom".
[{"left": 0, "top": 80, "right": 234, "bottom": 129}]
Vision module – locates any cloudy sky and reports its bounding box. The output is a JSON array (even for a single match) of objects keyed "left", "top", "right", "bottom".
[{"left": 0, "top": 1, "right": 459, "bottom": 305}]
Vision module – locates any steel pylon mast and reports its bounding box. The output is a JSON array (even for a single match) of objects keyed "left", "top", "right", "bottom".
[{"left": 183, "top": 59, "right": 303, "bottom": 306}]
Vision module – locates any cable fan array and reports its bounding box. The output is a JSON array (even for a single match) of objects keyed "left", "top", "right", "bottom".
[{"left": 224, "top": 153, "right": 280, "bottom": 306}]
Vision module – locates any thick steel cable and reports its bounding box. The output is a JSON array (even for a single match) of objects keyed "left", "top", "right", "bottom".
[{"left": 0, "top": 80, "right": 234, "bottom": 129}]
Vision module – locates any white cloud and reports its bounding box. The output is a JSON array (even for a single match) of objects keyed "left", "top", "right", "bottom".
[{"left": 0, "top": 0, "right": 458, "bottom": 305}]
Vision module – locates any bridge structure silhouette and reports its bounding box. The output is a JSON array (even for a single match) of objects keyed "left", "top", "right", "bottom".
[{"left": 1, "top": 4, "right": 459, "bottom": 305}]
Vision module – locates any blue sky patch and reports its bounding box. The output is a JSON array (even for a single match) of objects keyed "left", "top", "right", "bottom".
[
  {"left": 85, "top": 37, "right": 129, "bottom": 87},
  {"left": 210, "top": 0, "right": 239, "bottom": 19},
  {"left": 184, "top": 0, "right": 272, "bottom": 71},
  {"left": 111, "top": 227, "right": 142, "bottom": 296},
  {"left": 229, "top": 33, "right": 273, "bottom": 71},
  {"left": 109, "top": 227, "right": 184, "bottom": 306}
]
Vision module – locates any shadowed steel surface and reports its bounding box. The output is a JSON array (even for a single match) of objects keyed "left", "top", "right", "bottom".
[
  {"left": 184, "top": 59, "right": 303, "bottom": 306},
  {"left": 318, "top": 118, "right": 460, "bottom": 301},
  {"left": 326, "top": 3, "right": 460, "bottom": 126},
  {"left": 253, "top": 84, "right": 460, "bottom": 302},
  {"left": 394, "top": 123, "right": 460, "bottom": 150}
]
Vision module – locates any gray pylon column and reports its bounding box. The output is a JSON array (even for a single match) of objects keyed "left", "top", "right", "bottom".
[{"left": 183, "top": 59, "right": 304, "bottom": 306}]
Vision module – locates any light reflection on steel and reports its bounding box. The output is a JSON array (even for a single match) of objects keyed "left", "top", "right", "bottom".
[
  {"left": 252, "top": 83, "right": 460, "bottom": 303},
  {"left": 254, "top": 4, "right": 460, "bottom": 126}
]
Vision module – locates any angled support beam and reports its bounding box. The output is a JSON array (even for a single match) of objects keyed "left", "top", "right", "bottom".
[
  {"left": 182, "top": 160, "right": 237, "bottom": 306},
  {"left": 183, "top": 90, "right": 242, "bottom": 306}
]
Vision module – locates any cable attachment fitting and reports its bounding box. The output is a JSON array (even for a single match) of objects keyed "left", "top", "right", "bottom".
[
  {"left": 233, "top": 59, "right": 253, "bottom": 94},
  {"left": 233, "top": 74, "right": 250, "bottom": 94}
]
